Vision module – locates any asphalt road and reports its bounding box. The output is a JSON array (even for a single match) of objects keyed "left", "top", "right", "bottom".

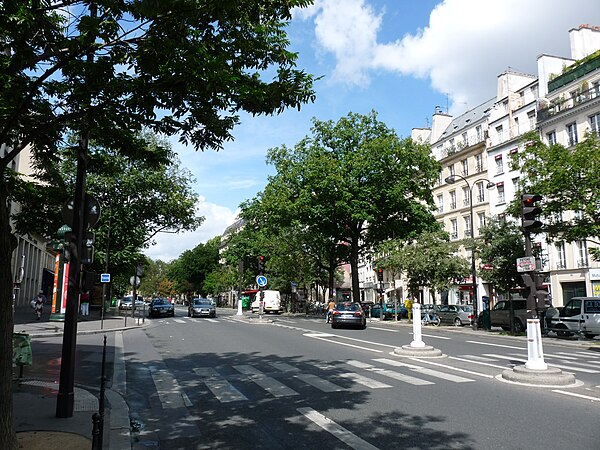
[{"left": 121, "top": 306, "right": 600, "bottom": 449}]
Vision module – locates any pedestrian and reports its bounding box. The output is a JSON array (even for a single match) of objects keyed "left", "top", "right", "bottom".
[
  {"left": 34, "top": 291, "right": 45, "bottom": 320},
  {"left": 80, "top": 291, "right": 90, "bottom": 317},
  {"left": 325, "top": 297, "right": 336, "bottom": 323}
]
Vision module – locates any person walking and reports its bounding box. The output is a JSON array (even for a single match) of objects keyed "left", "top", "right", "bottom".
[
  {"left": 325, "top": 298, "right": 336, "bottom": 323},
  {"left": 34, "top": 291, "right": 45, "bottom": 320}
]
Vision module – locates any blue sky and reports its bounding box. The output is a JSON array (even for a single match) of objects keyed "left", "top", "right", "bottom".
[{"left": 145, "top": 0, "right": 600, "bottom": 261}]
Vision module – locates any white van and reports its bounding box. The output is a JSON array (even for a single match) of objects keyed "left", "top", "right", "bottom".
[
  {"left": 251, "top": 290, "right": 281, "bottom": 314},
  {"left": 550, "top": 297, "right": 600, "bottom": 339}
]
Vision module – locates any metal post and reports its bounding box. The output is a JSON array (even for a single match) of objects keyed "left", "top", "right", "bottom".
[
  {"left": 468, "top": 187, "right": 479, "bottom": 330},
  {"left": 98, "top": 335, "right": 107, "bottom": 449}
]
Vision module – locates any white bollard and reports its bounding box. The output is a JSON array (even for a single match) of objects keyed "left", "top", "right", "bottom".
[
  {"left": 236, "top": 297, "right": 243, "bottom": 316},
  {"left": 410, "top": 303, "right": 425, "bottom": 348},
  {"left": 525, "top": 318, "right": 548, "bottom": 370}
]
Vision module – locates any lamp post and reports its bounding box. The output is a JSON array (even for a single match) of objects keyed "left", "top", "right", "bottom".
[{"left": 445, "top": 174, "right": 495, "bottom": 330}]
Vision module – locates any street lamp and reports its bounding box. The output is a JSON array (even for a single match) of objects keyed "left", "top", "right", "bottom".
[{"left": 445, "top": 174, "right": 495, "bottom": 329}]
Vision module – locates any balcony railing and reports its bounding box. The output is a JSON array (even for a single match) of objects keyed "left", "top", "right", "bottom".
[
  {"left": 577, "top": 259, "right": 588, "bottom": 268},
  {"left": 556, "top": 262, "right": 566, "bottom": 269},
  {"left": 538, "top": 85, "right": 600, "bottom": 122},
  {"left": 548, "top": 52, "right": 600, "bottom": 92},
  {"left": 463, "top": 199, "right": 470, "bottom": 207},
  {"left": 450, "top": 232, "right": 458, "bottom": 240},
  {"left": 450, "top": 202, "right": 457, "bottom": 210}
]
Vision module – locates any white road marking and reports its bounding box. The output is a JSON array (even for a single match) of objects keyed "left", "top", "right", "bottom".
[
  {"left": 410, "top": 358, "right": 494, "bottom": 379},
  {"left": 483, "top": 354, "right": 600, "bottom": 373},
  {"left": 339, "top": 372, "right": 392, "bottom": 389},
  {"left": 181, "top": 392, "right": 193, "bottom": 407},
  {"left": 151, "top": 369, "right": 187, "bottom": 408},
  {"left": 194, "top": 367, "right": 248, "bottom": 403},
  {"left": 305, "top": 334, "right": 383, "bottom": 353},
  {"left": 297, "top": 407, "right": 380, "bottom": 450},
  {"left": 410, "top": 333, "right": 451, "bottom": 340},
  {"left": 233, "top": 365, "right": 299, "bottom": 397},
  {"left": 295, "top": 374, "right": 347, "bottom": 392},
  {"left": 346, "top": 360, "right": 433, "bottom": 386},
  {"left": 551, "top": 390, "right": 600, "bottom": 402},
  {"left": 459, "top": 355, "right": 498, "bottom": 362},
  {"left": 373, "top": 358, "right": 474, "bottom": 383},
  {"left": 270, "top": 362, "right": 300, "bottom": 373},
  {"left": 173, "top": 319, "right": 186, "bottom": 324},
  {"left": 449, "top": 356, "right": 508, "bottom": 370},
  {"left": 466, "top": 340, "right": 523, "bottom": 350},
  {"left": 205, "top": 318, "right": 218, "bottom": 323},
  {"left": 573, "top": 351, "right": 600, "bottom": 358},
  {"left": 368, "top": 327, "right": 399, "bottom": 332}
]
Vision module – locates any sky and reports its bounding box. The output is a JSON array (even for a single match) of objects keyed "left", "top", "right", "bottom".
[{"left": 144, "top": 0, "right": 600, "bottom": 262}]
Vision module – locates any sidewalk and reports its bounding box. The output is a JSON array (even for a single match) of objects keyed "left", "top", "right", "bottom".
[{"left": 12, "top": 305, "right": 145, "bottom": 449}]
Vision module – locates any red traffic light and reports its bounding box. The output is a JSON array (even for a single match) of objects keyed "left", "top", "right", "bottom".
[
  {"left": 521, "top": 194, "right": 543, "bottom": 231},
  {"left": 376, "top": 268, "right": 384, "bottom": 281}
]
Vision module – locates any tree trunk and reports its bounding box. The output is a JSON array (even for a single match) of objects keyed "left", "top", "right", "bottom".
[
  {"left": 0, "top": 178, "right": 19, "bottom": 449},
  {"left": 350, "top": 237, "right": 360, "bottom": 304}
]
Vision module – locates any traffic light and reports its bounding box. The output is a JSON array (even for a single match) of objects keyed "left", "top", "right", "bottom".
[
  {"left": 258, "top": 255, "right": 265, "bottom": 274},
  {"left": 376, "top": 268, "right": 383, "bottom": 282},
  {"left": 521, "top": 272, "right": 536, "bottom": 310},
  {"left": 521, "top": 194, "right": 543, "bottom": 231}
]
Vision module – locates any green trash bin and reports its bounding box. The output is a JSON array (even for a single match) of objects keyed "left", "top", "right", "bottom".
[
  {"left": 482, "top": 310, "right": 491, "bottom": 330},
  {"left": 13, "top": 333, "right": 32, "bottom": 377}
]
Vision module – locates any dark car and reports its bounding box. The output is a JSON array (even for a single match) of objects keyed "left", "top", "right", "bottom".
[
  {"left": 188, "top": 298, "right": 216, "bottom": 318},
  {"left": 331, "top": 302, "right": 366, "bottom": 329},
  {"left": 148, "top": 298, "right": 175, "bottom": 318}
]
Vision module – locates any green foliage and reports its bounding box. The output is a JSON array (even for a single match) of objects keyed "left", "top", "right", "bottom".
[
  {"left": 478, "top": 217, "right": 526, "bottom": 295},
  {"left": 378, "top": 230, "right": 470, "bottom": 301},
  {"left": 167, "top": 237, "right": 220, "bottom": 296},
  {"left": 510, "top": 132, "right": 600, "bottom": 260}
]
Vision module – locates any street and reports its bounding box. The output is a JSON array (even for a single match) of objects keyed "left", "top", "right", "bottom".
[{"left": 121, "top": 305, "right": 600, "bottom": 449}]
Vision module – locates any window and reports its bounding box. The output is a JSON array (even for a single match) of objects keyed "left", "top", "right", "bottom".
[
  {"left": 475, "top": 154, "right": 483, "bottom": 172},
  {"left": 496, "top": 183, "right": 505, "bottom": 204},
  {"left": 593, "top": 81, "right": 600, "bottom": 98},
  {"left": 461, "top": 132, "right": 468, "bottom": 147},
  {"left": 476, "top": 182, "right": 485, "bottom": 203},
  {"left": 514, "top": 117, "right": 520, "bottom": 135},
  {"left": 476, "top": 125, "right": 483, "bottom": 142},
  {"left": 450, "top": 219, "right": 458, "bottom": 240},
  {"left": 462, "top": 187, "right": 470, "bottom": 207},
  {"left": 590, "top": 113, "right": 600, "bottom": 136},
  {"left": 556, "top": 242, "right": 566, "bottom": 269},
  {"left": 450, "top": 191, "right": 456, "bottom": 210},
  {"left": 495, "top": 155, "right": 504, "bottom": 175},
  {"left": 463, "top": 216, "right": 471, "bottom": 238},
  {"left": 527, "top": 110, "right": 535, "bottom": 131},
  {"left": 577, "top": 241, "right": 588, "bottom": 267},
  {"left": 448, "top": 164, "right": 455, "bottom": 177},
  {"left": 461, "top": 159, "right": 468, "bottom": 176},
  {"left": 437, "top": 194, "right": 443, "bottom": 213},
  {"left": 477, "top": 212, "right": 486, "bottom": 229},
  {"left": 567, "top": 122, "right": 578, "bottom": 146},
  {"left": 546, "top": 130, "right": 556, "bottom": 145},
  {"left": 496, "top": 125, "right": 504, "bottom": 143},
  {"left": 512, "top": 177, "right": 520, "bottom": 192}
]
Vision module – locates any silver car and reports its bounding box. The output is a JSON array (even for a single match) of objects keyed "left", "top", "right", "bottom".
[
  {"left": 188, "top": 298, "right": 216, "bottom": 318},
  {"left": 436, "top": 304, "right": 474, "bottom": 326}
]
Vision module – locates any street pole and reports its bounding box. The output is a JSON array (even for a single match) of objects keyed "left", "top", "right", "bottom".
[{"left": 468, "top": 187, "right": 479, "bottom": 330}]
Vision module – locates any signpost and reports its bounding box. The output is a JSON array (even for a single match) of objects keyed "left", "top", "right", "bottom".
[
  {"left": 101, "top": 273, "right": 110, "bottom": 283},
  {"left": 516, "top": 256, "right": 536, "bottom": 273}
]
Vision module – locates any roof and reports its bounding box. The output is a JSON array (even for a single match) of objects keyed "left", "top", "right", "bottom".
[{"left": 435, "top": 97, "right": 496, "bottom": 144}]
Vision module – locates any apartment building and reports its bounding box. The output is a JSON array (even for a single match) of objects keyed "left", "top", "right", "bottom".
[
  {"left": 2, "top": 143, "right": 55, "bottom": 309},
  {"left": 534, "top": 25, "right": 600, "bottom": 303}
]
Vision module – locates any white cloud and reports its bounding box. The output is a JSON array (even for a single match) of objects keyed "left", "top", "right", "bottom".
[
  {"left": 143, "top": 197, "right": 238, "bottom": 262},
  {"left": 300, "top": 0, "right": 600, "bottom": 110}
]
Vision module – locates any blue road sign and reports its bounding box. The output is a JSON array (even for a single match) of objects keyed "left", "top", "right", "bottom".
[
  {"left": 256, "top": 275, "right": 268, "bottom": 287},
  {"left": 101, "top": 273, "right": 111, "bottom": 283}
]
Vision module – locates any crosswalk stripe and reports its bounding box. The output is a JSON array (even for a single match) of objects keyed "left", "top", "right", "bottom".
[
  {"left": 173, "top": 318, "right": 186, "bottom": 323},
  {"left": 339, "top": 372, "right": 392, "bottom": 389},
  {"left": 409, "top": 357, "right": 494, "bottom": 379},
  {"left": 205, "top": 318, "right": 218, "bottom": 323},
  {"left": 373, "top": 358, "right": 474, "bottom": 383},
  {"left": 346, "top": 360, "right": 433, "bottom": 385},
  {"left": 508, "top": 352, "right": 600, "bottom": 370},
  {"left": 295, "top": 374, "right": 347, "bottom": 392},
  {"left": 459, "top": 355, "right": 498, "bottom": 362},
  {"left": 194, "top": 367, "right": 248, "bottom": 402},
  {"left": 298, "top": 407, "right": 380, "bottom": 450},
  {"left": 233, "top": 365, "right": 299, "bottom": 397},
  {"left": 466, "top": 340, "right": 523, "bottom": 350},
  {"left": 270, "top": 362, "right": 300, "bottom": 373},
  {"left": 449, "top": 356, "right": 507, "bottom": 370},
  {"left": 573, "top": 351, "right": 600, "bottom": 358},
  {"left": 151, "top": 369, "right": 188, "bottom": 408},
  {"left": 483, "top": 353, "right": 600, "bottom": 373}
]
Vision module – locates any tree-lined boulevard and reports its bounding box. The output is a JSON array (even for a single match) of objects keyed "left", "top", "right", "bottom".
[{"left": 116, "top": 306, "right": 599, "bottom": 449}]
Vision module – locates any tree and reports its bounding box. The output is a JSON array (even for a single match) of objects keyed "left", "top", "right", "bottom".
[
  {"left": 478, "top": 217, "right": 526, "bottom": 298},
  {"left": 167, "top": 237, "right": 220, "bottom": 297},
  {"left": 1, "top": 2, "right": 316, "bottom": 446},
  {"left": 261, "top": 111, "right": 440, "bottom": 302},
  {"left": 378, "top": 230, "right": 470, "bottom": 302},
  {"left": 511, "top": 132, "right": 600, "bottom": 260},
  {"left": 13, "top": 133, "right": 203, "bottom": 280}
]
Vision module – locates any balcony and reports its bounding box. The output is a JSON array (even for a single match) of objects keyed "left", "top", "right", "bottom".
[
  {"left": 577, "top": 259, "right": 588, "bottom": 268},
  {"left": 450, "top": 232, "right": 458, "bottom": 240},
  {"left": 450, "top": 202, "right": 457, "bottom": 210},
  {"left": 556, "top": 262, "right": 566, "bottom": 269},
  {"left": 548, "top": 51, "right": 600, "bottom": 92},
  {"left": 463, "top": 199, "right": 470, "bottom": 207},
  {"left": 538, "top": 84, "right": 600, "bottom": 122}
]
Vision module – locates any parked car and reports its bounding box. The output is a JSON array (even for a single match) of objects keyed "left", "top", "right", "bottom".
[
  {"left": 331, "top": 302, "right": 367, "bottom": 329},
  {"left": 549, "top": 297, "right": 600, "bottom": 339},
  {"left": 436, "top": 304, "right": 473, "bottom": 326},
  {"left": 148, "top": 298, "right": 175, "bottom": 318},
  {"left": 477, "top": 299, "right": 528, "bottom": 332},
  {"left": 371, "top": 302, "right": 408, "bottom": 320},
  {"left": 188, "top": 298, "right": 217, "bottom": 318},
  {"left": 118, "top": 296, "right": 144, "bottom": 310}
]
